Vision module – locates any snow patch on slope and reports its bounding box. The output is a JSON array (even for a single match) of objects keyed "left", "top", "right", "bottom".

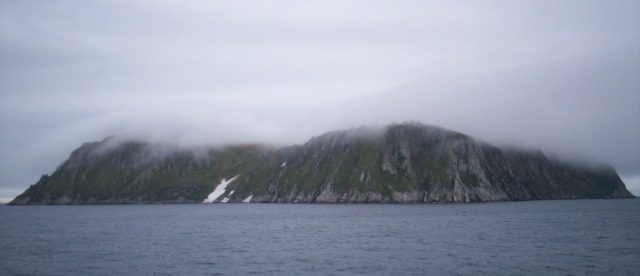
[
  {"left": 242, "top": 195, "right": 253, "bottom": 203},
  {"left": 220, "top": 190, "right": 235, "bottom": 203},
  {"left": 203, "top": 175, "right": 239, "bottom": 203}
]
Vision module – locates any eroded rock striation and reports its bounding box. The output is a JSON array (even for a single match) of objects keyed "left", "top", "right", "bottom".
[{"left": 9, "top": 123, "right": 634, "bottom": 204}]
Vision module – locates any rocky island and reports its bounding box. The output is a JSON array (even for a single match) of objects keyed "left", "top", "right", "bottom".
[{"left": 9, "top": 123, "right": 634, "bottom": 204}]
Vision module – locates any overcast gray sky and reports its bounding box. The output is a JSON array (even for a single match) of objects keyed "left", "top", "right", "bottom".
[{"left": 1, "top": 0, "right": 639, "bottom": 201}]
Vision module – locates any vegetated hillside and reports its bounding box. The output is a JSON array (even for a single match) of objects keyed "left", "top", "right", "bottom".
[{"left": 9, "top": 123, "right": 634, "bottom": 204}]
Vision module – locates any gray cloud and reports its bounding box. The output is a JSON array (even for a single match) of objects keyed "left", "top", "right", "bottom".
[{"left": 1, "top": 0, "right": 639, "bottom": 199}]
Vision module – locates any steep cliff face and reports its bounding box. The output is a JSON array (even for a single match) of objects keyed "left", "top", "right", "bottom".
[{"left": 9, "top": 123, "right": 634, "bottom": 204}]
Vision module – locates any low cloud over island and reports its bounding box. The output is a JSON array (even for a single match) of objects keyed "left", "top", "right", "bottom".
[{"left": 1, "top": 0, "right": 639, "bottom": 200}]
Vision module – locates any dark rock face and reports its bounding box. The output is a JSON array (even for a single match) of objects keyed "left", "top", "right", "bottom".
[{"left": 9, "top": 123, "right": 634, "bottom": 205}]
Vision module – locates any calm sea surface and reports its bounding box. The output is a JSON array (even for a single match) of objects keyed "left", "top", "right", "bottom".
[{"left": 1, "top": 199, "right": 639, "bottom": 275}]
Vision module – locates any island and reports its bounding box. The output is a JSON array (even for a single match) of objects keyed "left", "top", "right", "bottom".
[{"left": 9, "top": 122, "right": 634, "bottom": 204}]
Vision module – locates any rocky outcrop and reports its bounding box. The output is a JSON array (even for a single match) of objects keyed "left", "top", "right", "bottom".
[{"left": 9, "top": 123, "right": 635, "bottom": 205}]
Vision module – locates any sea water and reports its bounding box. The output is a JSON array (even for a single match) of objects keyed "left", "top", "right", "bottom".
[{"left": 1, "top": 199, "right": 638, "bottom": 275}]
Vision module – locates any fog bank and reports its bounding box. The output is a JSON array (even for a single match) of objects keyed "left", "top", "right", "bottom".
[{"left": 1, "top": 0, "right": 638, "bottom": 198}]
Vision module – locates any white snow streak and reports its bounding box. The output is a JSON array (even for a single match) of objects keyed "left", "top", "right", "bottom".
[
  {"left": 203, "top": 175, "right": 239, "bottom": 203},
  {"left": 242, "top": 195, "right": 253, "bottom": 203},
  {"left": 220, "top": 190, "right": 235, "bottom": 203}
]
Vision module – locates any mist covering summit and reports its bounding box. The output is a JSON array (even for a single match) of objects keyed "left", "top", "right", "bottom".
[{"left": 10, "top": 123, "right": 634, "bottom": 204}]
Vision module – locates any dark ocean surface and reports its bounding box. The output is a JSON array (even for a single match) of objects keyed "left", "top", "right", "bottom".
[{"left": 1, "top": 199, "right": 639, "bottom": 275}]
